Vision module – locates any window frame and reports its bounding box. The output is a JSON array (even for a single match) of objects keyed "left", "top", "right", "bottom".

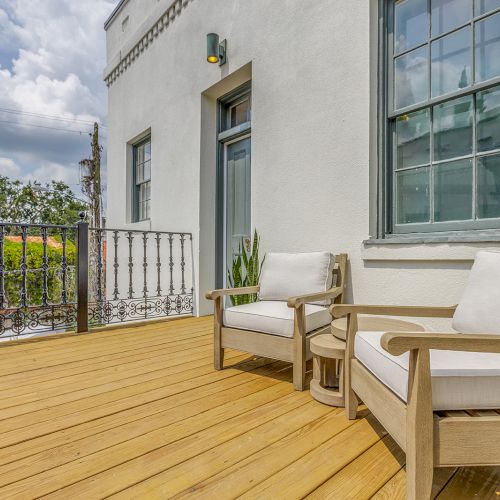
[
  {"left": 132, "top": 137, "right": 151, "bottom": 222},
  {"left": 379, "top": 0, "right": 500, "bottom": 238}
]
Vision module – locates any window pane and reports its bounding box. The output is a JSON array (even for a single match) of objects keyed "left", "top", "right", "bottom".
[
  {"left": 395, "top": 46, "right": 429, "bottom": 109},
  {"left": 432, "top": 0, "right": 471, "bottom": 37},
  {"left": 477, "top": 85, "right": 500, "bottom": 152},
  {"left": 434, "top": 159, "right": 473, "bottom": 221},
  {"left": 135, "top": 163, "right": 144, "bottom": 184},
  {"left": 478, "top": 153, "right": 500, "bottom": 218},
  {"left": 136, "top": 144, "right": 145, "bottom": 165},
  {"left": 396, "top": 109, "right": 430, "bottom": 168},
  {"left": 395, "top": 0, "right": 428, "bottom": 54},
  {"left": 143, "top": 160, "right": 151, "bottom": 181},
  {"left": 433, "top": 95, "right": 473, "bottom": 161},
  {"left": 144, "top": 141, "right": 151, "bottom": 162},
  {"left": 431, "top": 27, "right": 471, "bottom": 97},
  {"left": 230, "top": 99, "right": 250, "bottom": 128},
  {"left": 396, "top": 167, "right": 430, "bottom": 223},
  {"left": 475, "top": 0, "right": 500, "bottom": 16},
  {"left": 475, "top": 12, "right": 500, "bottom": 83}
]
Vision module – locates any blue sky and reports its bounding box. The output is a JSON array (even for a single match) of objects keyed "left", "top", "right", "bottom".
[{"left": 0, "top": 0, "right": 116, "bottom": 198}]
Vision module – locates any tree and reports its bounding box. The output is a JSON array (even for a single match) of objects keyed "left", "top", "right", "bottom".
[{"left": 0, "top": 176, "right": 89, "bottom": 226}]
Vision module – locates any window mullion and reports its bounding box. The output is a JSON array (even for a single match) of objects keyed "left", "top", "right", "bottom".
[
  {"left": 473, "top": 92, "right": 477, "bottom": 220},
  {"left": 430, "top": 105, "right": 434, "bottom": 223}
]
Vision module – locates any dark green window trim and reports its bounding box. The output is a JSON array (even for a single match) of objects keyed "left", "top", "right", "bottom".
[
  {"left": 378, "top": 0, "right": 500, "bottom": 239},
  {"left": 132, "top": 137, "right": 151, "bottom": 222},
  {"left": 215, "top": 81, "right": 251, "bottom": 288}
]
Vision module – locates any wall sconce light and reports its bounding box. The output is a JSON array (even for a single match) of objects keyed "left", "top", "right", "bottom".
[{"left": 206, "top": 33, "right": 227, "bottom": 66}]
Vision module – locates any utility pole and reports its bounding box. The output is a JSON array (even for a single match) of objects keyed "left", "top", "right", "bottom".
[
  {"left": 79, "top": 123, "right": 102, "bottom": 228},
  {"left": 79, "top": 123, "right": 104, "bottom": 321}
]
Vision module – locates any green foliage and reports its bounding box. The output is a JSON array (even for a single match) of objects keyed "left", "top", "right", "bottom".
[
  {"left": 227, "top": 229, "right": 264, "bottom": 306},
  {"left": 0, "top": 176, "right": 88, "bottom": 226},
  {"left": 3, "top": 239, "right": 77, "bottom": 308}
]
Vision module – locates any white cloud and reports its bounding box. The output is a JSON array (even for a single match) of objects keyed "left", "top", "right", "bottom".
[
  {"left": 21, "top": 161, "right": 80, "bottom": 186},
  {"left": 0, "top": 156, "right": 21, "bottom": 176},
  {"left": 0, "top": 0, "right": 114, "bottom": 196}
]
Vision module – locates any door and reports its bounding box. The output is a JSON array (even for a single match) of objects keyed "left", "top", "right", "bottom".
[{"left": 225, "top": 137, "right": 251, "bottom": 286}]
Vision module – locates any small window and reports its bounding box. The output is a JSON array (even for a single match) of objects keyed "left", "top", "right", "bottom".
[
  {"left": 219, "top": 85, "right": 251, "bottom": 133},
  {"left": 229, "top": 98, "right": 250, "bottom": 128},
  {"left": 382, "top": 0, "right": 500, "bottom": 235},
  {"left": 133, "top": 138, "right": 151, "bottom": 221}
]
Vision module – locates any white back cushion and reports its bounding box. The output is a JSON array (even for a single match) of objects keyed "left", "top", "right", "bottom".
[
  {"left": 259, "top": 252, "right": 335, "bottom": 305},
  {"left": 452, "top": 251, "right": 500, "bottom": 334}
]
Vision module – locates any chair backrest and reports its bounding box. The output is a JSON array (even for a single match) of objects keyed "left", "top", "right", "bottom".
[
  {"left": 332, "top": 253, "right": 348, "bottom": 305},
  {"left": 452, "top": 250, "right": 500, "bottom": 334}
]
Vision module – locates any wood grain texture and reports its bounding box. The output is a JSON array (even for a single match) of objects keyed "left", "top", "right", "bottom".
[{"left": 0, "top": 315, "right": 497, "bottom": 498}]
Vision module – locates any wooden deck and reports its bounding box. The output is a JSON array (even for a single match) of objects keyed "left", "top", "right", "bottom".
[{"left": 0, "top": 316, "right": 498, "bottom": 499}]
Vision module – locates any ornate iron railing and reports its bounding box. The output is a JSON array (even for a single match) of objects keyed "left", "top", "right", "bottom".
[
  {"left": 86, "top": 227, "right": 193, "bottom": 327},
  {"left": 0, "top": 222, "right": 78, "bottom": 339},
  {"left": 0, "top": 216, "right": 194, "bottom": 340}
]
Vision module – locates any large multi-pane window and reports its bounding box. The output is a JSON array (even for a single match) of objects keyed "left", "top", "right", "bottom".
[
  {"left": 133, "top": 139, "right": 151, "bottom": 221},
  {"left": 387, "top": 0, "right": 500, "bottom": 234}
]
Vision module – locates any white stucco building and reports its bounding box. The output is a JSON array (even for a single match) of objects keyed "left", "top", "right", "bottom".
[{"left": 104, "top": 0, "right": 500, "bottom": 316}]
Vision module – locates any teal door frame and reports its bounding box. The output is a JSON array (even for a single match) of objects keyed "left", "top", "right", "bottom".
[{"left": 215, "top": 81, "right": 252, "bottom": 288}]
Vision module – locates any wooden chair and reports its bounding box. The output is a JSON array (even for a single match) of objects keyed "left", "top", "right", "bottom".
[
  {"left": 206, "top": 253, "right": 348, "bottom": 390},
  {"left": 331, "top": 251, "right": 500, "bottom": 499}
]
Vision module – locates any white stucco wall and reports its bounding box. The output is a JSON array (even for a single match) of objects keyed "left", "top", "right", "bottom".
[{"left": 105, "top": 0, "right": 500, "bottom": 317}]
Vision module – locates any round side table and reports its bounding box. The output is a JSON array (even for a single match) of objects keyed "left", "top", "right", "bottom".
[
  {"left": 310, "top": 334, "right": 346, "bottom": 407},
  {"left": 310, "top": 316, "right": 425, "bottom": 407}
]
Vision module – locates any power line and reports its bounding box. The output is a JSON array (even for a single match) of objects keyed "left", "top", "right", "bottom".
[
  {"left": 0, "top": 119, "right": 94, "bottom": 135},
  {"left": 0, "top": 107, "right": 107, "bottom": 128}
]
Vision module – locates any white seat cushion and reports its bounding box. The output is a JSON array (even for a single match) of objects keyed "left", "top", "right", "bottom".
[
  {"left": 259, "top": 252, "right": 335, "bottom": 305},
  {"left": 355, "top": 331, "right": 500, "bottom": 410},
  {"left": 223, "top": 301, "right": 331, "bottom": 338},
  {"left": 453, "top": 250, "right": 500, "bottom": 334}
]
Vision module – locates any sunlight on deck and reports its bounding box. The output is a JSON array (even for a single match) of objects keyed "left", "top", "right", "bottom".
[{"left": 0, "top": 316, "right": 498, "bottom": 498}]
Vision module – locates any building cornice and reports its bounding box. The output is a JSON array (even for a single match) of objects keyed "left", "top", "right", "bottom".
[
  {"left": 104, "top": 0, "right": 130, "bottom": 30},
  {"left": 104, "top": 0, "right": 192, "bottom": 87}
]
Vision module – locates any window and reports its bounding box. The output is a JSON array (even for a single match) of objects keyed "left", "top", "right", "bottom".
[
  {"left": 228, "top": 97, "right": 251, "bottom": 128},
  {"left": 384, "top": 0, "right": 500, "bottom": 235},
  {"left": 133, "top": 138, "right": 151, "bottom": 221}
]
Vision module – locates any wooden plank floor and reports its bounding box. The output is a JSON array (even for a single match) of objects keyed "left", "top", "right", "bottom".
[{"left": 0, "top": 316, "right": 498, "bottom": 499}]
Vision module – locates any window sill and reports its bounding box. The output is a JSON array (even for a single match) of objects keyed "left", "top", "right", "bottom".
[{"left": 362, "top": 232, "right": 500, "bottom": 261}]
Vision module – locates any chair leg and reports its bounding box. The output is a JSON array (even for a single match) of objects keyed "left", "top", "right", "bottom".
[
  {"left": 214, "top": 296, "right": 224, "bottom": 370},
  {"left": 293, "top": 358, "right": 306, "bottom": 391},
  {"left": 406, "top": 349, "right": 434, "bottom": 500},
  {"left": 293, "top": 305, "right": 306, "bottom": 391},
  {"left": 345, "top": 387, "right": 359, "bottom": 419},
  {"left": 406, "top": 453, "right": 433, "bottom": 500},
  {"left": 344, "top": 313, "right": 359, "bottom": 419}
]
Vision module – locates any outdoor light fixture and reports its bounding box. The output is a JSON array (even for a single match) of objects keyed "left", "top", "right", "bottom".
[{"left": 206, "top": 33, "right": 226, "bottom": 66}]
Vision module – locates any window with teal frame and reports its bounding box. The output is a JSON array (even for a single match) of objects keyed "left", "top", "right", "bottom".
[
  {"left": 132, "top": 138, "right": 151, "bottom": 222},
  {"left": 384, "top": 0, "right": 500, "bottom": 235}
]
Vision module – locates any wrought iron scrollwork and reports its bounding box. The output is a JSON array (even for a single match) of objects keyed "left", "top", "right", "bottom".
[
  {"left": 0, "top": 222, "right": 78, "bottom": 339},
  {"left": 0, "top": 221, "right": 193, "bottom": 339},
  {"left": 87, "top": 227, "right": 193, "bottom": 327}
]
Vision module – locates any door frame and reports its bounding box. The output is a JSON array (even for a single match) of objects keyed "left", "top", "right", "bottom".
[{"left": 216, "top": 81, "right": 252, "bottom": 288}]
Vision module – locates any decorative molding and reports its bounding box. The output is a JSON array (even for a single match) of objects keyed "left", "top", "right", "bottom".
[{"left": 104, "top": 0, "right": 192, "bottom": 87}]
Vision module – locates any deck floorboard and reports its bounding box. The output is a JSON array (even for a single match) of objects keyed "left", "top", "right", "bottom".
[{"left": 0, "top": 316, "right": 498, "bottom": 499}]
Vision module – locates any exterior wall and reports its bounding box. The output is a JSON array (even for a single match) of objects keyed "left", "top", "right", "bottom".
[{"left": 105, "top": 0, "right": 500, "bottom": 317}]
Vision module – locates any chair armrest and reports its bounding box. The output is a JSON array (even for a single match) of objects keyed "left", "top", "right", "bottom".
[
  {"left": 381, "top": 331, "right": 500, "bottom": 356},
  {"left": 205, "top": 286, "right": 260, "bottom": 300},
  {"left": 287, "top": 287, "right": 343, "bottom": 308},
  {"left": 330, "top": 304, "right": 456, "bottom": 319}
]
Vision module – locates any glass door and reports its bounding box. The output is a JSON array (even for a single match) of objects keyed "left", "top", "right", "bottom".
[{"left": 225, "top": 137, "right": 251, "bottom": 285}]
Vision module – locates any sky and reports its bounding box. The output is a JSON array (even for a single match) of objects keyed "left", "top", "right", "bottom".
[{"left": 0, "top": 0, "right": 116, "bottom": 198}]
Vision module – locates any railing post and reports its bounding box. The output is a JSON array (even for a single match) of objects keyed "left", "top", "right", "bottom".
[{"left": 76, "top": 213, "right": 89, "bottom": 333}]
